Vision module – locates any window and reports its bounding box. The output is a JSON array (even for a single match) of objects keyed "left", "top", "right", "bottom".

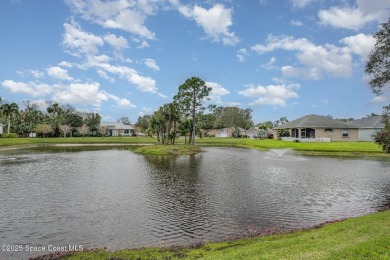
[
  {"left": 342, "top": 129, "right": 349, "bottom": 137},
  {"left": 325, "top": 129, "right": 333, "bottom": 132}
]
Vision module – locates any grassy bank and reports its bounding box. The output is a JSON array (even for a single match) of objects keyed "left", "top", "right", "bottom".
[
  {"left": 33, "top": 210, "right": 390, "bottom": 259},
  {"left": 0, "top": 137, "right": 388, "bottom": 157}
]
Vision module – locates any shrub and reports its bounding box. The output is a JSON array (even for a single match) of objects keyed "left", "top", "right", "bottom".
[
  {"left": 277, "top": 129, "right": 290, "bottom": 139},
  {"left": 373, "top": 130, "right": 390, "bottom": 153},
  {"left": 1, "top": 133, "right": 17, "bottom": 138}
]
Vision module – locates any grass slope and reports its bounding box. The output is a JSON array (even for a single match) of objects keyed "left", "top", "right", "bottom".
[{"left": 34, "top": 210, "right": 390, "bottom": 259}]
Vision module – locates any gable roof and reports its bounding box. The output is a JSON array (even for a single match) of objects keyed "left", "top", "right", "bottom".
[
  {"left": 349, "top": 115, "right": 384, "bottom": 129},
  {"left": 100, "top": 122, "right": 134, "bottom": 130},
  {"left": 274, "top": 114, "right": 358, "bottom": 129}
]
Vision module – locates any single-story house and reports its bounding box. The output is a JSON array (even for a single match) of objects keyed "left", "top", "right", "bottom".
[
  {"left": 100, "top": 122, "right": 134, "bottom": 137},
  {"left": 349, "top": 115, "right": 384, "bottom": 141},
  {"left": 0, "top": 123, "right": 4, "bottom": 135},
  {"left": 272, "top": 114, "right": 359, "bottom": 142}
]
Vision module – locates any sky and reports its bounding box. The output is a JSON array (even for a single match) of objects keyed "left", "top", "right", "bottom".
[{"left": 1, "top": 0, "right": 390, "bottom": 124}]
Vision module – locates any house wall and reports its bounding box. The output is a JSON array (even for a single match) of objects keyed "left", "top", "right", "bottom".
[
  {"left": 272, "top": 128, "right": 359, "bottom": 141},
  {"left": 315, "top": 128, "right": 358, "bottom": 141},
  {"left": 358, "top": 129, "right": 381, "bottom": 141},
  {"left": 0, "top": 124, "right": 3, "bottom": 134}
]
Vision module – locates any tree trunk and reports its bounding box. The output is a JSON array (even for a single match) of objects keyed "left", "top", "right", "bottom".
[{"left": 7, "top": 115, "right": 11, "bottom": 134}]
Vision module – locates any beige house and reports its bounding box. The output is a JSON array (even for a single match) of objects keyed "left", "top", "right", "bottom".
[
  {"left": 100, "top": 122, "right": 134, "bottom": 137},
  {"left": 273, "top": 114, "right": 359, "bottom": 142}
]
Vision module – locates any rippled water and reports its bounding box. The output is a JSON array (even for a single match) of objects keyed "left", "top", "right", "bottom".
[{"left": 0, "top": 147, "right": 390, "bottom": 259}]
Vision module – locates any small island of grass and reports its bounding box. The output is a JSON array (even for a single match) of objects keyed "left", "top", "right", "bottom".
[{"left": 134, "top": 144, "right": 202, "bottom": 155}]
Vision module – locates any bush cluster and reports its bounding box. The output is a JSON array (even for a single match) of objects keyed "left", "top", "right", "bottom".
[{"left": 373, "top": 130, "right": 390, "bottom": 153}]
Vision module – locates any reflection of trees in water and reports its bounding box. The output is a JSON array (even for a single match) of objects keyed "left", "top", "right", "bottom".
[{"left": 143, "top": 154, "right": 214, "bottom": 243}]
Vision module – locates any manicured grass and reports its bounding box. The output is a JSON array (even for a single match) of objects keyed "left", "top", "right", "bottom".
[
  {"left": 33, "top": 210, "right": 390, "bottom": 259},
  {"left": 194, "top": 138, "right": 387, "bottom": 156},
  {"left": 0, "top": 137, "right": 388, "bottom": 157},
  {"left": 134, "top": 145, "right": 202, "bottom": 155}
]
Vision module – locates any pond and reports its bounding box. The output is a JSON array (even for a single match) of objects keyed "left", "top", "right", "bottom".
[{"left": 1, "top": 147, "right": 390, "bottom": 259}]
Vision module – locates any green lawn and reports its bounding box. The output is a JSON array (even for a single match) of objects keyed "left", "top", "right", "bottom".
[
  {"left": 33, "top": 210, "right": 390, "bottom": 260},
  {"left": 0, "top": 137, "right": 387, "bottom": 156}
]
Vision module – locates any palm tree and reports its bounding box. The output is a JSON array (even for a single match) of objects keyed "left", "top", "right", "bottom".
[{"left": 0, "top": 102, "right": 19, "bottom": 134}]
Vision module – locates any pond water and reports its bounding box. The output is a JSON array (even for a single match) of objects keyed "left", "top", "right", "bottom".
[{"left": 0, "top": 147, "right": 390, "bottom": 259}]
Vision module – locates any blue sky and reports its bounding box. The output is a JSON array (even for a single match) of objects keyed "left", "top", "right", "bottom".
[{"left": 1, "top": 0, "right": 389, "bottom": 124}]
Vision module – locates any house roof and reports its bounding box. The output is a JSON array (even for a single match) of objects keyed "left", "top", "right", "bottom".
[
  {"left": 273, "top": 114, "right": 358, "bottom": 129},
  {"left": 100, "top": 122, "right": 134, "bottom": 130},
  {"left": 349, "top": 115, "right": 384, "bottom": 129}
]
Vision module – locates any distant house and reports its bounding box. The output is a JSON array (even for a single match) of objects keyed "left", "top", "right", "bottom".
[
  {"left": 272, "top": 114, "right": 359, "bottom": 142},
  {"left": 0, "top": 123, "right": 4, "bottom": 135},
  {"left": 100, "top": 122, "right": 134, "bottom": 137},
  {"left": 349, "top": 115, "right": 384, "bottom": 141}
]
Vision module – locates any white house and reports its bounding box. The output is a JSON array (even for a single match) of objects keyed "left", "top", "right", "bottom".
[
  {"left": 100, "top": 122, "right": 134, "bottom": 137},
  {"left": 0, "top": 123, "right": 4, "bottom": 135},
  {"left": 349, "top": 115, "right": 384, "bottom": 141}
]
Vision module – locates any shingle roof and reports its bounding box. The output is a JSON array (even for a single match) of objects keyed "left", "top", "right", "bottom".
[
  {"left": 349, "top": 115, "right": 384, "bottom": 129},
  {"left": 273, "top": 114, "right": 358, "bottom": 129},
  {"left": 100, "top": 122, "right": 134, "bottom": 130}
]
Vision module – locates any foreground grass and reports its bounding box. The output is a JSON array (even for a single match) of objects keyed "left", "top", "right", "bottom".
[
  {"left": 34, "top": 210, "right": 390, "bottom": 260},
  {"left": 134, "top": 145, "right": 202, "bottom": 155}
]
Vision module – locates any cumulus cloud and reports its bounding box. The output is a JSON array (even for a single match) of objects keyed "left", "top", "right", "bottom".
[
  {"left": 239, "top": 83, "right": 300, "bottom": 106},
  {"left": 206, "top": 81, "right": 230, "bottom": 104},
  {"left": 62, "top": 21, "right": 104, "bottom": 56},
  {"left": 53, "top": 82, "right": 135, "bottom": 107},
  {"left": 103, "top": 33, "right": 128, "bottom": 50},
  {"left": 144, "top": 58, "right": 160, "bottom": 71},
  {"left": 318, "top": 1, "right": 390, "bottom": 30},
  {"left": 64, "top": 0, "right": 157, "bottom": 40},
  {"left": 178, "top": 3, "right": 239, "bottom": 46},
  {"left": 96, "top": 62, "right": 165, "bottom": 97},
  {"left": 339, "top": 33, "right": 376, "bottom": 59},
  {"left": 1, "top": 80, "right": 54, "bottom": 96},
  {"left": 251, "top": 35, "right": 353, "bottom": 79},
  {"left": 47, "top": 66, "right": 74, "bottom": 81}
]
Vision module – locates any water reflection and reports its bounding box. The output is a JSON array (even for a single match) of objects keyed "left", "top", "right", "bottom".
[{"left": 0, "top": 147, "right": 389, "bottom": 259}]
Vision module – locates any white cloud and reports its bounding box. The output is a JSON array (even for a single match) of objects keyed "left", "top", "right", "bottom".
[
  {"left": 53, "top": 82, "right": 106, "bottom": 105},
  {"left": 239, "top": 83, "right": 300, "bottom": 106},
  {"left": 17, "top": 70, "right": 45, "bottom": 78},
  {"left": 144, "top": 58, "right": 160, "bottom": 71},
  {"left": 1, "top": 80, "right": 54, "bottom": 96},
  {"left": 47, "top": 66, "right": 74, "bottom": 81},
  {"left": 58, "top": 61, "right": 73, "bottom": 68},
  {"left": 251, "top": 35, "right": 353, "bottom": 79},
  {"left": 237, "top": 48, "right": 248, "bottom": 62},
  {"left": 318, "top": 1, "right": 390, "bottom": 30},
  {"left": 318, "top": 7, "right": 376, "bottom": 30},
  {"left": 340, "top": 33, "right": 376, "bottom": 59},
  {"left": 103, "top": 34, "right": 128, "bottom": 50},
  {"left": 206, "top": 81, "right": 230, "bottom": 104},
  {"left": 62, "top": 21, "right": 104, "bottom": 56},
  {"left": 97, "top": 62, "right": 165, "bottom": 97},
  {"left": 261, "top": 56, "right": 277, "bottom": 70},
  {"left": 97, "top": 70, "right": 115, "bottom": 83},
  {"left": 290, "top": 0, "right": 317, "bottom": 9},
  {"left": 290, "top": 20, "right": 303, "bottom": 26},
  {"left": 64, "top": 0, "right": 157, "bottom": 40},
  {"left": 178, "top": 3, "right": 239, "bottom": 46}
]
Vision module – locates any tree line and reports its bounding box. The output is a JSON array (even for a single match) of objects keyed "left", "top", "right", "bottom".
[{"left": 0, "top": 98, "right": 102, "bottom": 138}]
